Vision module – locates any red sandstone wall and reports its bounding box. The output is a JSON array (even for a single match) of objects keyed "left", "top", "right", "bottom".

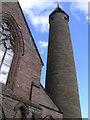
[
  {"left": 31, "top": 84, "right": 63, "bottom": 118},
  {"left": 2, "top": 2, "right": 43, "bottom": 100},
  {"left": 1, "top": 3, "right": 63, "bottom": 118}
]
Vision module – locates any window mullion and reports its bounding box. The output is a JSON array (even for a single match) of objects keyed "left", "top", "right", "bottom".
[
  {"left": 0, "top": 48, "right": 7, "bottom": 70},
  {"left": 0, "top": 22, "right": 14, "bottom": 84}
]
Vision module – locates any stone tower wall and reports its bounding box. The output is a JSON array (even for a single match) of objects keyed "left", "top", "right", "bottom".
[{"left": 45, "top": 11, "right": 81, "bottom": 118}]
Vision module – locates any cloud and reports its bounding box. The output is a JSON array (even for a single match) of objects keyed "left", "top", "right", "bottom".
[
  {"left": 0, "top": 64, "right": 9, "bottom": 84},
  {"left": 1, "top": 70, "right": 7, "bottom": 75},
  {"left": 24, "top": 9, "right": 49, "bottom": 32},
  {"left": 0, "top": 56, "right": 12, "bottom": 83},
  {"left": 71, "top": 2, "right": 88, "bottom": 14},
  {"left": 86, "top": 16, "right": 90, "bottom": 24},
  {"left": 19, "top": 0, "right": 89, "bottom": 32},
  {"left": 19, "top": 0, "right": 60, "bottom": 32},
  {"left": 39, "top": 41, "right": 48, "bottom": 48},
  {"left": 70, "top": 2, "right": 88, "bottom": 21},
  {"left": 0, "top": 73, "right": 8, "bottom": 84},
  {"left": 0, "top": 69, "right": 8, "bottom": 84},
  {"left": 38, "top": 40, "right": 48, "bottom": 54},
  {"left": 0, "top": 48, "right": 13, "bottom": 84}
]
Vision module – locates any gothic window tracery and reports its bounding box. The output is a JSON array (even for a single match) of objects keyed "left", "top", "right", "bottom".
[{"left": 0, "top": 22, "right": 15, "bottom": 84}]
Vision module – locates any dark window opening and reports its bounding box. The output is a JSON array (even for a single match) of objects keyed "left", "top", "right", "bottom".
[
  {"left": 15, "top": 107, "right": 27, "bottom": 119},
  {"left": 64, "top": 16, "right": 67, "bottom": 20},
  {"left": 51, "top": 17, "right": 53, "bottom": 21},
  {"left": 15, "top": 109, "right": 22, "bottom": 119},
  {"left": 0, "top": 22, "right": 15, "bottom": 84}
]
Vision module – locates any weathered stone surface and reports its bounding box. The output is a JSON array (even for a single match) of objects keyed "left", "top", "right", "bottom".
[
  {"left": 46, "top": 8, "right": 81, "bottom": 118},
  {"left": 0, "top": 83, "right": 42, "bottom": 118},
  {"left": 0, "top": 2, "right": 63, "bottom": 119},
  {"left": 0, "top": 1, "right": 81, "bottom": 119}
]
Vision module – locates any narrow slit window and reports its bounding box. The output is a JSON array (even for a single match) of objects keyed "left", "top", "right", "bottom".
[
  {"left": 0, "top": 22, "right": 15, "bottom": 84},
  {"left": 64, "top": 16, "right": 67, "bottom": 21}
]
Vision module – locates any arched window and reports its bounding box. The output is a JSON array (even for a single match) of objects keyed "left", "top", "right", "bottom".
[
  {"left": 14, "top": 103, "right": 28, "bottom": 119},
  {"left": 15, "top": 109, "right": 22, "bottom": 119},
  {"left": 15, "top": 107, "right": 27, "bottom": 119},
  {"left": 0, "top": 22, "right": 14, "bottom": 84}
]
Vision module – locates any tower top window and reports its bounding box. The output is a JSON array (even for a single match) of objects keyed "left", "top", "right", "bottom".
[{"left": 0, "top": 22, "right": 15, "bottom": 84}]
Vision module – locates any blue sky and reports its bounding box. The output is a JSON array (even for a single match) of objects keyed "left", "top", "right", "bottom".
[
  {"left": 19, "top": 0, "right": 88, "bottom": 118},
  {"left": 89, "top": 21, "right": 90, "bottom": 119}
]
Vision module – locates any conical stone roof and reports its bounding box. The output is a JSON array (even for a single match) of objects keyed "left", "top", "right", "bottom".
[{"left": 49, "top": 5, "right": 69, "bottom": 21}]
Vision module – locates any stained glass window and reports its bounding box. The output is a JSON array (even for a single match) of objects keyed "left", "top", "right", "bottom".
[{"left": 0, "top": 22, "right": 15, "bottom": 84}]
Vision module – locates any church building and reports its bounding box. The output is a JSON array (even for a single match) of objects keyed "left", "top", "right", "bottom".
[{"left": 0, "top": 1, "right": 81, "bottom": 119}]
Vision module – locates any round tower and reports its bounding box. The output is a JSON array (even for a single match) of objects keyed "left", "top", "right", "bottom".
[{"left": 45, "top": 5, "right": 81, "bottom": 118}]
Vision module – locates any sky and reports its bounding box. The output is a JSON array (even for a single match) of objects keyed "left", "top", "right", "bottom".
[
  {"left": 18, "top": 0, "right": 88, "bottom": 118},
  {"left": 0, "top": 0, "right": 88, "bottom": 118}
]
